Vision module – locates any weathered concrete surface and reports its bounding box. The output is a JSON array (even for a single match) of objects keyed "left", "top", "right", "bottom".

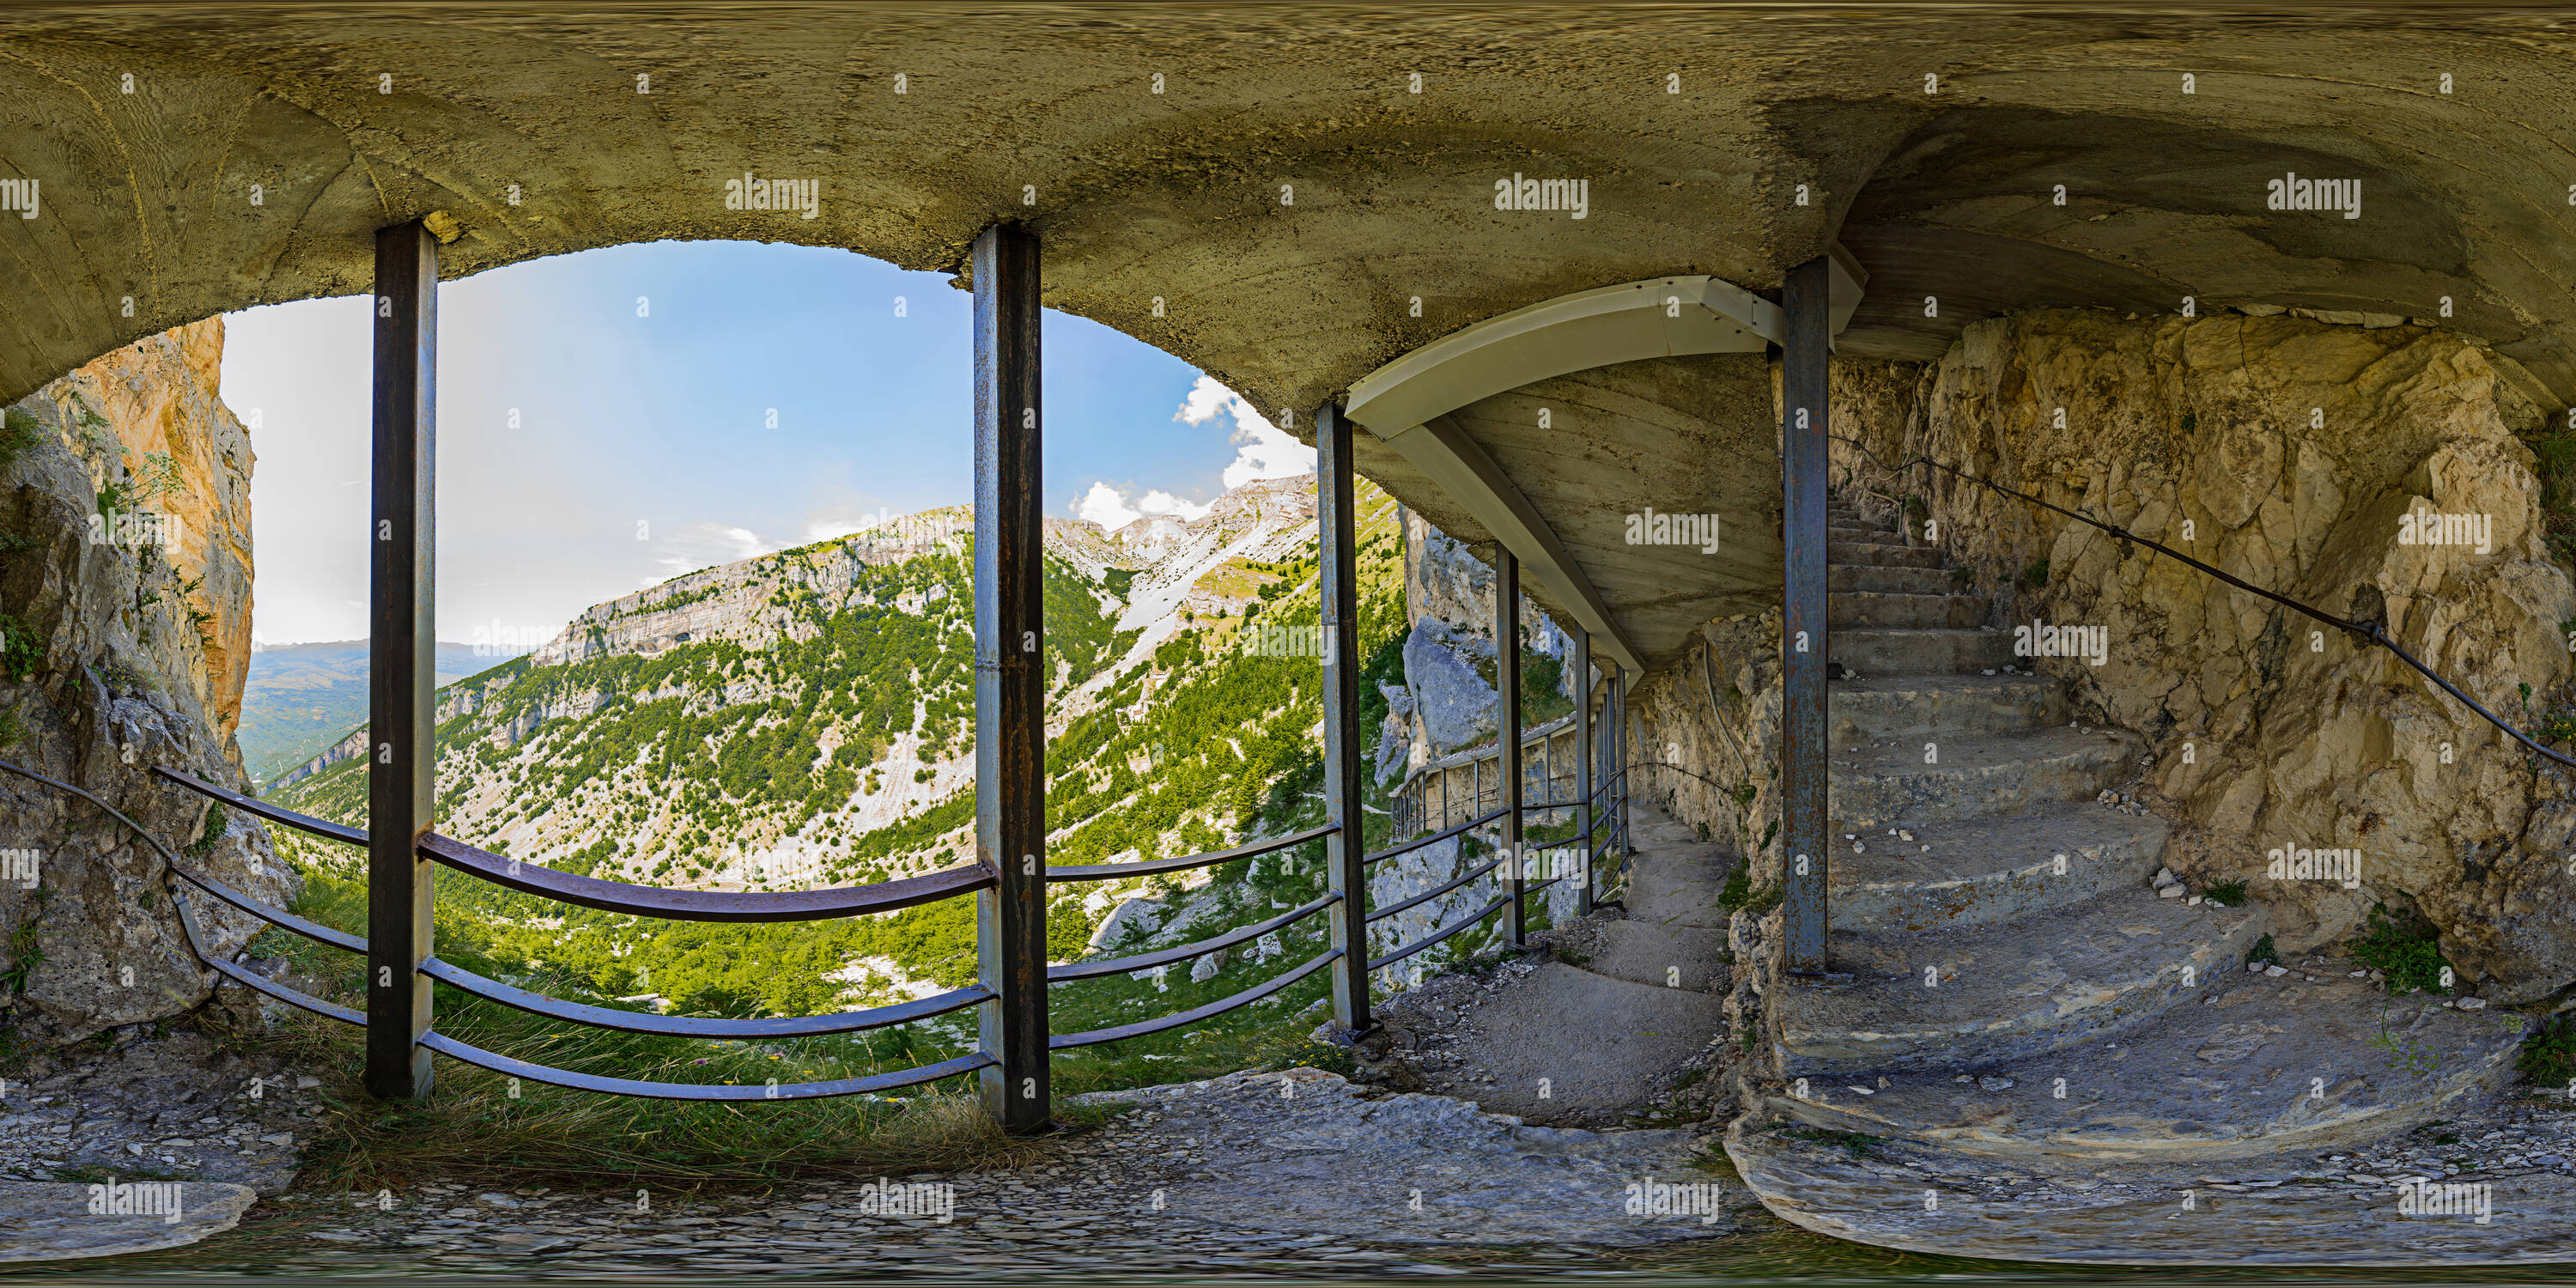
[
  {"left": 15, "top": 9, "right": 2576, "bottom": 665},
  {"left": 0, "top": 1178, "right": 256, "bottom": 1263}
]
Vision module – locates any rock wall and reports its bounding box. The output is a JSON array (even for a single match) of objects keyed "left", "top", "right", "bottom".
[
  {"left": 1819, "top": 309, "right": 2576, "bottom": 1002},
  {"left": 0, "top": 321, "right": 290, "bottom": 1048}
]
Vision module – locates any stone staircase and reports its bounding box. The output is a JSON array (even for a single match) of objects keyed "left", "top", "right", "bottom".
[
  {"left": 1352, "top": 808, "right": 1735, "bottom": 1128},
  {"left": 1725, "top": 497, "right": 2539, "bottom": 1265}
]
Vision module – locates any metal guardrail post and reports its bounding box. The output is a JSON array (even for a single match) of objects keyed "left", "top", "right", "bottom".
[
  {"left": 971, "top": 222, "right": 1051, "bottom": 1133},
  {"left": 1574, "top": 626, "right": 1593, "bottom": 914},
  {"left": 1315, "top": 404, "right": 1373, "bottom": 1034},
  {"left": 1782, "top": 254, "right": 1832, "bottom": 975},
  {"left": 367, "top": 221, "right": 437, "bottom": 1102},
  {"left": 1498, "top": 548, "right": 1524, "bottom": 945}
]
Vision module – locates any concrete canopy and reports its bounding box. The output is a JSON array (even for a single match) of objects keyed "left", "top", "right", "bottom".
[{"left": 6, "top": 5, "right": 2576, "bottom": 671}]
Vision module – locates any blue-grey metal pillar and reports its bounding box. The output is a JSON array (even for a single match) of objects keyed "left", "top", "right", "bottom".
[
  {"left": 1498, "top": 548, "right": 1524, "bottom": 945},
  {"left": 972, "top": 222, "right": 1050, "bottom": 1132},
  {"left": 1781, "top": 255, "right": 1832, "bottom": 975},
  {"left": 1315, "top": 403, "right": 1373, "bottom": 1033},
  {"left": 367, "top": 221, "right": 437, "bottom": 1102}
]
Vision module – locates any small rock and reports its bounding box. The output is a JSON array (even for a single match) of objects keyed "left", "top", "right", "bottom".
[
  {"left": 2152, "top": 867, "right": 2179, "bottom": 888},
  {"left": 261, "top": 1133, "right": 294, "bottom": 1146},
  {"left": 2158, "top": 885, "right": 2185, "bottom": 899},
  {"left": 2264, "top": 965, "right": 2288, "bottom": 978},
  {"left": 1978, "top": 1076, "right": 2015, "bottom": 1091},
  {"left": 2458, "top": 998, "right": 2488, "bottom": 1010},
  {"left": 296, "top": 1076, "right": 322, "bottom": 1090}
]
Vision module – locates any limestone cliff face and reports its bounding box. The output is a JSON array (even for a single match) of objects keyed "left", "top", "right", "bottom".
[
  {"left": 1798, "top": 309, "right": 2573, "bottom": 999},
  {"left": 0, "top": 321, "right": 289, "bottom": 1048}
]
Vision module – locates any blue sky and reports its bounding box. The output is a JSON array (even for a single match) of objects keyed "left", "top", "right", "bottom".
[{"left": 220, "top": 240, "right": 1309, "bottom": 646}]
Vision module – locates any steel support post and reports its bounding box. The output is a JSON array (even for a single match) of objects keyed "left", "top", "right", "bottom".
[
  {"left": 1497, "top": 549, "right": 1524, "bottom": 945},
  {"left": 1315, "top": 404, "right": 1373, "bottom": 1033},
  {"left": 1574, "top": 627, "right": 1594, "bottom": 915},
  {"left": 1781, "top": 254, "right": 1832, "bottom": 975},
  {"left": 972, "top": 222, "right": 1051, "bottom": 1132},
  {"left": 367, "top": 222, "right": 438, "bottom": 1102}
]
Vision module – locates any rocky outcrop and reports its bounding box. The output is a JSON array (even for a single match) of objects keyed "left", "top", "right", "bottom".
[
  {"left": 0, "top": 321, "right": 289, "bottom": 1049},
  {"left": 1797, "top": 309, "right": 2576, "bottom": 1002}
]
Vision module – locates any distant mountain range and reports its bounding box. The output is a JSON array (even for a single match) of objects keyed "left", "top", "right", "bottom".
[
  {"left": 238, "top": 640, "right": 518, "bottom": 784},
  {"left": 267, "top": 475, "right": 1399, "bottom": 911}
]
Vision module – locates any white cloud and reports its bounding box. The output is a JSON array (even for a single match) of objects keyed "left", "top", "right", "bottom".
[
  {"left": 652, "top": 521, "right": 778, "bottom": 578},
  {"left": 1172, "top": 375, "right": 1316, "bottom": 489},
  {"left": 1074, "top": 481, "right": 1213, "bottom": 531}
]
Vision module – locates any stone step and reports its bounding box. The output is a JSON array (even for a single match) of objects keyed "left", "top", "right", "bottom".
[
  {"left": 1827, "top": 726, "right": 2142, "bottom": 827},
  {"left": 1827, "top": 802, "right": 2170, "bottom": 933},
  {"left": 1832, "top": 628, "right": 2014, "bottom": 677},
  {"left": 1574, "top": 918, "right": 1733, "bottom": 993},
  {"left": 1828, "top": 591, "right": 1984, "bottom": 631},
  {"left": 1771, "top": 890, "right": 2265, "bottom": 1076},
  {"left": 1723, "top": 1102, "right": 2576, "bottom": 1267},
  {"left": 1619, "top": 841, "right": 1736, "bottom": 931},
  {"left": 1417, "top": 960, "right": 1728, "bottom": 1125},
  {"left": 1829, "top": 672, "right": 2064, "bottom": 743},
  {"left": 1827, "top": 524, "right": 1898, "bottom": 542},
  {"left": 1830, "top": 563, "right": 1957, "bottom": 595},
  {"left": 1829, "top": 541, "right": 1943, "bottom": 568},
  {"left": 1756, "top": 975, "right": 2527, "bottom": 1164}
]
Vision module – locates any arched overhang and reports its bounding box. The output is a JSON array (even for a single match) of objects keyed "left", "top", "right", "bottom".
[{"left": 1343, "top": 252, "right": 1866, "bottom": 678}]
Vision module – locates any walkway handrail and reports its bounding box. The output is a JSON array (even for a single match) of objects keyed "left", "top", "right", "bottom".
[
  {"left": 1047, "top": 823, "right": 1334, "bottom": 882},
  {"left": 1362, "top": 805, "right": 1506, "bottom": 864},
  {"left": 1049, "top": 890, "right": 1340, "bottom": 981},
  {"left": 1837, "top": 434, "right": 2576, "bottom": 772},
  {"left": 1049, "top": 946, "right": 1343, "bottom": 1048},
  {"left": 159, "top": 768, "right": 997, "bottom": 921}
]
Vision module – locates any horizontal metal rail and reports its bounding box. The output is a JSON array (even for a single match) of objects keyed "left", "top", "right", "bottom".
[
  {"left": 1362, "top": 805, "right": 1505, "bottom": 865},
  {"left": 1048, "top": 946, "right": 1342, "bottom": 1049},
  {"left": 161, "top": 767, "right": 998, "bottom": 922},
  {"left": 420, "top": 1033, "right": 998, "bottom": 1102},
  {"left": 156, "top": 766, "right": 368, "bottom": 846},
  {"left": 421, "top": 832, "right": 993, "bottom": 923},
  {"left": 1841, "top": 434, "right": 2576, "bottom": 772},
  {"left": 420, "top": 958, "right": 993, "bottom": 1038},
  {"left": 1366, "top": 856, "right": 1503, "bottom": 925},
  {"left": 1049, "top": 890, "right": 1339, "bottom": 981},
  {"left": 1368, "top": 895, "right": 1510, "bottom": 972},
  {"left": 1046, "top": 823, "right": 1334, "bottom": 883}
]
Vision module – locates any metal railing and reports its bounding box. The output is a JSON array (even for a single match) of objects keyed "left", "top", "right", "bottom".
[{"left": 1838, "top": 432, "right": 2576, "bottom": 771}]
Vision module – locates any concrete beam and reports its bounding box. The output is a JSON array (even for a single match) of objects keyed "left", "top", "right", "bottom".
[{"left": 1342, "top": 258, "right": 1865, "bottom": 680}]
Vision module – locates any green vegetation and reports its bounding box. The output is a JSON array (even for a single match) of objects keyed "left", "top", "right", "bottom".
[
  {"left": 2018, "top": 557, "right": 2050, "bottom": 590},
  {"left": 0, "top": 407, "right": 44, "bottom": 474},
  {"left": 2, "top": 886, "right": 51, "bottom": 993},
  {"left": 2518, "top": 1014, "right": 2576, "bottom": 1091},
  {"left": 2202, "top": 879, "right": 2247, "bottom": 908},
  {"left": 0, "top": 613, "right": 42, "bottom": 683},
  {"left": 2346, "top": 902, "right": 2451, "bottom": 994},
  {"left": 1784, "top": 1125, "right": 1882, "bottom": 1159},
  {"left": 2245, "top": 933, "right": 2278, "bottom": 968},
  {"left": 257, "top": 485, "right": 1441, "bottom": 1163}
]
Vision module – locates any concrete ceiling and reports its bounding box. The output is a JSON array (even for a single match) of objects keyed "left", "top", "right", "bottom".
[{"left": 5, "top": 4, "right": 2573, "bottom": 671}]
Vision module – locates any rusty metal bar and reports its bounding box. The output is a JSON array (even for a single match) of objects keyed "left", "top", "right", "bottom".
[
  {"left": 1575, "top": 625, "right": 1594, "bottom": 915},
  {"left": 1315, "top": 402, "right": 1374, "bottom": 1034},
  {"left": 1781, "top": 254, "right": 1832, "bottom": 975},
  {"left": 972, "top": 221, "right": 1049, "bottom": 1132},
  {"left": 1497, "top": 547, "right": 1523, "bottom": 945},
  {"left": 368, "top": 220, "right": 437, "bottom": 1102}
]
